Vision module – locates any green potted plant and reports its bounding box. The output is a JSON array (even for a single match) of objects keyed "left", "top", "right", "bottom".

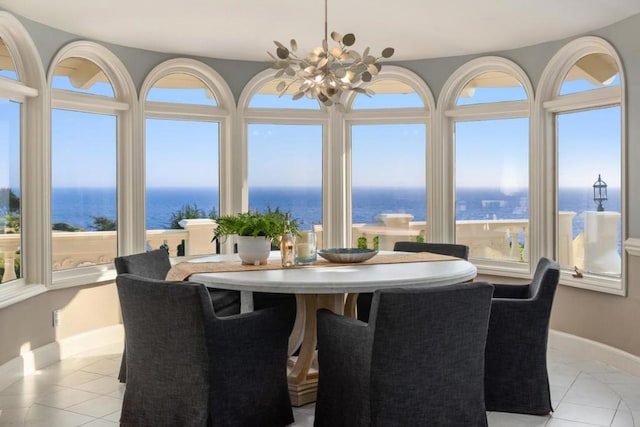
[{"left": 213, "top": 208, "right": 299, "bottom": 265}]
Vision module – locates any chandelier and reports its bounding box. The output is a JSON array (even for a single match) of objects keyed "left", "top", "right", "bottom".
[{"left": 268, "top": 0, "right": 394, "bottom": 109}]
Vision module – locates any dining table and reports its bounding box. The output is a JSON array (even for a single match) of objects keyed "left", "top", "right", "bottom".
[{"left": 168, "top": 250, "right": 477, "bottom": 406}]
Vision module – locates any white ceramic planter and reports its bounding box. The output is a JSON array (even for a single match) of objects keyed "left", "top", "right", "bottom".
[{"left": 237, "top": 235, "right": 271, "bottom": 265}]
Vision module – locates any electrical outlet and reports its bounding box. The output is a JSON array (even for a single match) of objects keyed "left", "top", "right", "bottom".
[{"left": 52, "top": 309, "right": 61, "bottom": 327}]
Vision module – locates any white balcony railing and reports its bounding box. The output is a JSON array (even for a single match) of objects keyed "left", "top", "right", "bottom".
[{"left": 0, "top": 213, "right": 621, "bottom": 284}]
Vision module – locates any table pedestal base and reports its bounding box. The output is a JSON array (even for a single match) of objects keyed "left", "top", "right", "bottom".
[{"left": 287, "top": 293, "right": 356, "bottom": 406}]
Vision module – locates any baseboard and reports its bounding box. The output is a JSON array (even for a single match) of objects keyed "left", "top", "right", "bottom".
[
  {"left": 0, "top": 324, "right": 123, "bottom": 392},
  {"left": 549, "top": 329, "right": 640, "bottom": 377}
]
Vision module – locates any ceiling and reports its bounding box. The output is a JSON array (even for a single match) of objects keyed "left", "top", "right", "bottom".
[{"left": 0, "top": 0, "right": 639, "bottom": 62}]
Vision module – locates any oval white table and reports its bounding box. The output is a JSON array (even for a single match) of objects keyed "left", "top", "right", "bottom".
[{"left": 189, "top": 252, "right": 477, "bottom": 406}]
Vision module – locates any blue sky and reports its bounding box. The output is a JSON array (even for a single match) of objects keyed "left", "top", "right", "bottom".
[{"left": 35, "top": 73, "right": 622, "bottom": 191}]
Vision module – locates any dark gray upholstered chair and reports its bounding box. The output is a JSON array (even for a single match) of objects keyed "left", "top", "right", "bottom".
[
  {"left": 392, "top": 241, "right": 470, "bottom": 259},
  {"left": 114, "top": 249, "right": 241, "bottom": 382},
  {"left": 484, "top": 257, "right": 560, "bottom": 415},
  {"left": 116, "top": 274, "right": 294, "bottom": 427},
  {"left": 356, "top": 241, "right": 470, "bottom": 322},
  {"left": 315, "top": 282, "right": 494, "bottom": 427}
]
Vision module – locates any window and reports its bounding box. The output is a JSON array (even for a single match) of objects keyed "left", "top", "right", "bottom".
[
  {"left": 0, "top": 37, "right": 18, "bottom": 80},
  {"left": 441, "top": 60, "right": 533, "bottom": 274},
  {"left": 541, "top": 39, "right": 624, "bottom": 294},
  {"left": 48, "top": 42, "right": 134, "bottom": 286},
  {"left": 346, "top": 69, "right": 432, "bottom": 250},
  {"left": 142, "top": 61, "right": 232, "bottom": 257},
  {"left": 243, "top": 75, "right": 325, "bottom": 248},
  {"left": 0, "top": 34, "right": 38, "bottom": 286},
  {"left": 0, "top": 98, "right": 21, "bottom": 284},
  {"left": 51, "top": 57, "right": 118, "bottom": 271}
]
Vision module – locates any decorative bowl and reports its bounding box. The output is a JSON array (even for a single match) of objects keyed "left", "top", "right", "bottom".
[{"left": 317, "top": 248, "right": 378, "bottom": 263}]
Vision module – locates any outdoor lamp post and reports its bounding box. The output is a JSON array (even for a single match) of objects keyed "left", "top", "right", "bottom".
[{"left": 593, "top": 174, "right": 608, "bottom": 212}]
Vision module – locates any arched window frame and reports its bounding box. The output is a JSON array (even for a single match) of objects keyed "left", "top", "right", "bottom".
[
  {"left": 238, "top": 69, "right": 331, "bottom": 246},
  {"left": 343, "top": 65, "right": 434, "bottom": 247},
  {"left": 438, "top": 56, "right": 534, "bottom": 277},
  {"left": 48, "top": 41, "right": 136, "bottom": 289},
  {"left": 0, "top": 12, "right": 47, "bottom": 305},
  {"left": 140, "top": 59, "right": 235, "bottom": 255},
  {"left": 537, "top": 36, "right": 627, "bottom": 295}
]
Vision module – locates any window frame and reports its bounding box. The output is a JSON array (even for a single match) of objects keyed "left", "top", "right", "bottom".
[
  {"left": 0, "top": 12, "right": 47, "bottom": 307},
  {"left": 438, "top": 56, "right": 535, "bottom": 278},
  {"left": 48, "top": 41, "right": 136, "bottom": 289},
  {"left": 140, "top": 59, "right": 235, "bottom": 257},
  {"left": 343, "top": 66, "right": 434, "bottom": 247},
  {"left": 238, "top": 69, "right": 330, "bottom": 248},
  {"left": 538, "top": 36, "right": 626, "bottom": 295}
]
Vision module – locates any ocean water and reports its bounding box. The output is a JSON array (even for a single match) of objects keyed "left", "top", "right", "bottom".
[{"left": 51, "top": 187, "right": 621, "bottom": 242}]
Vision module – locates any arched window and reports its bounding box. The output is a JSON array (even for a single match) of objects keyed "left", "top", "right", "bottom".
[
  {"left": 0, "top": 37, "right": 25, "bottom": 285},
  {"left": 49, "top": 42, "right": 135, "bottom": 283},
  {"left": 239, "top": 69, "right": 326, "bottom": 250},
  {"left": 539, "top": 37, "right": 625, "bottom": 294},
  {"left": 439, "top": 58, "right": 533, "bottom": 274},
  {"left": 344, "top": 67, "right": 433, "bottom": 250},
  {"left": 141, "top": 59, "right": 234, "bottom": 256},
  {"left": 0, "top": 13, "right": 43, "bottom": 289}
]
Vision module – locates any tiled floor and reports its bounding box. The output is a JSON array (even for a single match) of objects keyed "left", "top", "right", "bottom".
[{"left": 0, "top": 340, "right": 639, "bottom": 426}]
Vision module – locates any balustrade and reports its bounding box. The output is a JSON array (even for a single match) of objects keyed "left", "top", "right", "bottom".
[{"left": 0, "top": 214, "right": 621, "bottom": 284}]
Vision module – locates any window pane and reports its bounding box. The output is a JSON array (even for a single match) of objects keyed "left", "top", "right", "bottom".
[
  {"left": 248, "top": 124, "right": 323, "bottom": 244},
  {"left": 556, "top": 107, "right": 621, "bottom": 277},
  {"left": 456, "top": 72, "right": 527, "bottom": 105},
  {"left": 455, "top": 118, "right": 529, "bottom": 263},
  {"left": 52, "top": 57, "right": 114, "bottom": 97},
  {"left": 351, "top": 80, "right": 423, "bottom": 109},
  {"left": 146, "top": 73, "right": 217, "bottom": 106},
  {"left": 560, "top": 53, "right": 620, "bottom": 96},
  {"left": 51, "top": 109, "right": 117, "bottom": 270},
  {"left": 145, "top": 119, "right": 219, "bottom": 255},
  {"left": 351, "top": 124, "right": 426, "bottom": 250},
  {"left": 250, "top": 81, "right": 321, "bottom": 109},
  {"left": 0, "top": 100, "right": 21, "bottom": 283},
  {"left": 0, "top": 38, "right": 18, "bottom": 80}
]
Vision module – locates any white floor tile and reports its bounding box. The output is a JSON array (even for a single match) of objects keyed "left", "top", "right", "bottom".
[
  {"left": 552, "top": 401, "right": 616, "bottom": 426},
  {"left": 55, "top": 371, "right": 103, "bottom": 388},
  {"left": 80, "top": 359, "right": 121, "bottom": 377},
  {"left": 0, "top": 407, "right": 29, "bottom": 426},
  {"left": 101, "top": 409, "right": 120, "bottom": 423},
  {"left": 486, "top": 411, "right": 549, "bottom": 426},
  {"left": 546, "top": 419, "right": 603, "bottom": 426},
  {"left": 610, "top": 409, "right": 634, "bottom": 427},
  {"left": 79, "top": 419, "right": 118, "bottom": 426},
  {"left": 33, "top": 387, "right": 100, "bottom": 410},
  {"left": 66, "top": 395, "right": 122, "bottom": 418},
  {"left": 1, "top": 341, "right": 640, "bottom": 427},
  {"left": 71, "top": 377, "right": 121, "bottom": 395},
  {"left": 562, "top": 373, "right": 621, "bottom": 409},
  {"left": 23, "top": 404, "right": 95, "bottom": 426}
]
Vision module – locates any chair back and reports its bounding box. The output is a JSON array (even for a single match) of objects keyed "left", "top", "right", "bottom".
[
  {"left": 367, "top": 282, "right": 493, "bottom": 426},
  {"left": 528, "top": 257, "right": 560, "bottom": 300},
  {"left": 116, "top": 274, "right": 213, "bottom": 426},
  {"left": 114, "top": 249, "right": 171, "bottom": 280},
  {"left": 393, "top": 241, "right": 470, "bottom": 260}
]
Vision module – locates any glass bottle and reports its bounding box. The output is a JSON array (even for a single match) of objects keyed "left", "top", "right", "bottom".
[{"left": 280, "top": 213, "right": 295, "bottom": 267}]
